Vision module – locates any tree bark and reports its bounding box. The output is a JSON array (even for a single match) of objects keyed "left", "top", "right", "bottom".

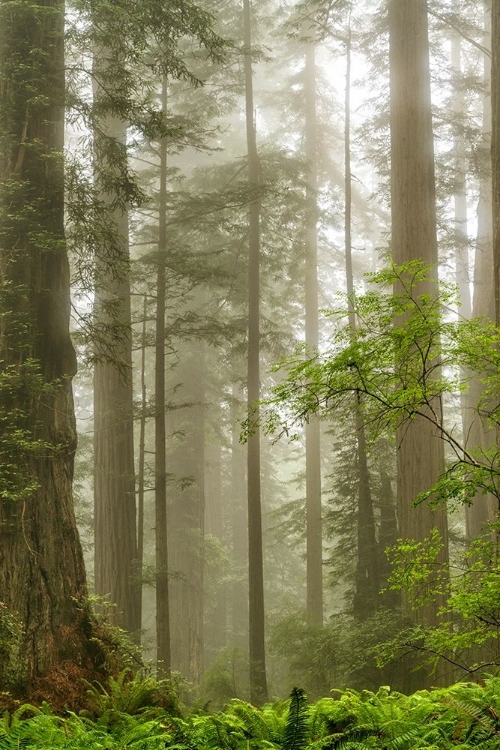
[
  {"left": 168, "top": 340, "right": 205, "bottom": 684},
  {"left": 155, "top": 78, "right": 171, "bottom": 675},
  {"left": 388, "top": 0, "right": 449, "bottom": 624},
  {"left": 344, "top": 29, "right": 380, "bottom": 621},
  {"left": 493, "top": 1, "right": 500, "bottom": 327},
  {"left": 231, "top": 378, "right": 248, "bottom": 648},
  {"left": 304, "top": 41, "right": 324, "bottom": 629},
  {"left": 92, "top": 36, "right": 140, "bottom": 639},
  {"left": 0, "top": 0, "right": 104, "bottom": 694},
  {"left": 466, "top": 4, "right": 497, "bottom": 538},
  {"left": 243, "top": 0, "right": 268, "bottom": 706}
]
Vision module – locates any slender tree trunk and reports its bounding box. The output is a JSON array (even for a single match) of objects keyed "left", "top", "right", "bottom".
[
  {"left": 466, "top": 5, "right": 497, "bottom": 538},
  {"left": 492, "top": 2, "right": 500, "bottom": 325},
  {"left": 205, "top": 434, "right": 228, "bottom": 660},
  {"left": 304, "top": 41, "right": 323, "bottom": 628},
  {"left": 388, "top": 0, "right": 449, "bottom": 625},
  {"left": 155, "top": 78, "right": 171, "bottom": 675},
  {"left": 0, "top": 0, "right": 105, "bottom": 695},
  {"left": 231, "top": 379, "right": 248, "bottom": 647},
  {"left": 92, "top": 37, "right": 140, "bottom": 638},
  {"left": 243, "top": 0, "right": 268, "bottom": 705},
  {"left": 137, "top": 295, "right": 148, "bottom": 634},
  {"left": 451, "top": 35, "right": 471, "bottom": 320},
  {"left": 344, "top": 30, "right": 380, "bottom": 620}
]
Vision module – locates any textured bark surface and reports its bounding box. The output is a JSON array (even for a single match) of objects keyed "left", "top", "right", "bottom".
[
  {"left": 389, "top": 0, "right": 449, "bottom": 629},
  {"left": 244, "top": 0, "right": 268, "bottom": 705},
  {"left": 0, "top": 0, "right": 104, "bottom": 694},
  {"left": 304, "top": 42, "right": 323, "bottom": 628},
  {"left": 92, "top": 45, "right": 140, "bottom": 635}
]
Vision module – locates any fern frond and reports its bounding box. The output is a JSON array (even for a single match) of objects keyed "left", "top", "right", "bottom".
[{"left": 282, "top": 688, "right": 309, "bottom": 750}]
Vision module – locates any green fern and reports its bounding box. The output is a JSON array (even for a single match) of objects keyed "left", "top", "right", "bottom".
[{"left": 282, "top": 688, "right": 309, "bottom": 750}]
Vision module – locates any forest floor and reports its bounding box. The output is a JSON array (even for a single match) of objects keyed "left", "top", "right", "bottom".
[{"left": 1, "top": 673, "right": 499, "bottom": 748}]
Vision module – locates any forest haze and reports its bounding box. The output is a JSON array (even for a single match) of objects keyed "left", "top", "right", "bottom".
[{"left": 3, "top": 0, "right": 500, "bottom": 720}]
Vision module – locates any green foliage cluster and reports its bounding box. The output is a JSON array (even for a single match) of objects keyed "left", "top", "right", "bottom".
[
  {"left": 3, "top": 676, "right": 500, "bottom": 748},
  {"left": 0, "top": 359, "right": 61, "bottom": 501},
  {"left": 379, "top": 525, "right": 500, "bottom": 677}
]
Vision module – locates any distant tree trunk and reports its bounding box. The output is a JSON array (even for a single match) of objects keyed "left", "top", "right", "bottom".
[
  {"left": 466, "top": 5, "right": 496, "bottom": 538},
  {"left": 155, "top": 77, "right": 171, "bottom": 675},
  {"left": 137, "top": 295, "right": 148, "bottom": 633},
  {"left": 378, "top": 465, "right": 399, "bottom": 607},
  {"left": 0, "top": 0, "right": 105, "bottom": 694},
  {"left": 92, "top": 34, "right": 140, "bottom": 639},
  {"left": 231, "top": 378, "right": 248, "bottom": 647},
  {"left": 205, "top": 431, "right": 228, "bottom": 660},
  {"left": 492, "top": 1, "right": 500, "bottom": 325},
  {"left": 243, "top": 0, "right": 268, "bottom": 706},
  {"left": 451, "top": 35, "right": 471, "bottom": 320},
  {"left": 304, "top": 41, "right": 323, "bottom": 628},
  {"left": 168, "top": 340, "right": 205, "bottom": 684},
  {"left": 344, "top": 29, "right": 380, "bottom": 620},
  {"left": 388, "top": 0, "right": 449, "bottom": 626}
]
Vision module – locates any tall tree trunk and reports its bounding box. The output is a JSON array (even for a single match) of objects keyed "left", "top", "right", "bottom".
[
  {"left": 92, "top": 35, "right": 140, "bottom": 638},
  {"left": 492, "top": 1, "right": 500, "bottom": 325},
  {"left": 243, "top": 0, "right": 268, "bottom": 706},
  {"left": 231, "top": 378, "right": 248, "bottom": 648},
  {"left": 388, "top": 0, "right": 449, "bottom": 628},
  {"left": 0, "top": 0, "right": 104, "bottom": 694},
  {"left": 155, "top": 78, "right": 171, "bottom": 675},
  {"left": 451, "top": 35, "right": 471, "bottom": 320},
  {"left": 205, "top": 433, "right": 228, "bottom": 661},
  {"left": 466, "top": 4, "right": 496, "bottom": 538},
  {"left": 304, "top": 41, "right": 323, "bottom": 628},
  {"left": 168, "top": 340, "right": 205, "bottom": 684},
  {"left": 344, "top": 30, "right": 380, "bottom": 620},
  {"left": 136, "top": 295, "right": 148, "bottom": 635}
]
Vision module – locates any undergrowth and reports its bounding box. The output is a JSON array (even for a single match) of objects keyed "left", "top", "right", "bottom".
[{"left": 0, "top": 673, "right": 500, "bottom": 748}]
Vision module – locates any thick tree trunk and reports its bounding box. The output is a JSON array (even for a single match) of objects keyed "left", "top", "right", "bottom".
[
  {"left": 0, "top": 0, "right": 104, "bottom": 695},
  {"left": 389, "top": 0, "right": 449, "bottom": 624},
  {"left": 304, "top": 42, "right": 323, "bottom": 629},
  {"left": 155, "top": 78, "right": 171, "bottom": 675},
  {"left": 243, "top": 0, "right": 268, "bottom": 706},
  {"left": 92, "top": 43, "right": 140, "bottom": 638}
]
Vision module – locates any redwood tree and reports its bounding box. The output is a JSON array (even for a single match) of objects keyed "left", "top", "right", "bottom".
[
  {"left": 388, "top": 0, "right": 449, "bottom": 642},
  {"left": 0, "top": 0, "right": 104, "bottom": 694},
  {"left": 92, "top": 25, "right": 140, "bottom": 638},
  {"left": 243, "top": 0, "right": 268, "bottom": 706}
]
